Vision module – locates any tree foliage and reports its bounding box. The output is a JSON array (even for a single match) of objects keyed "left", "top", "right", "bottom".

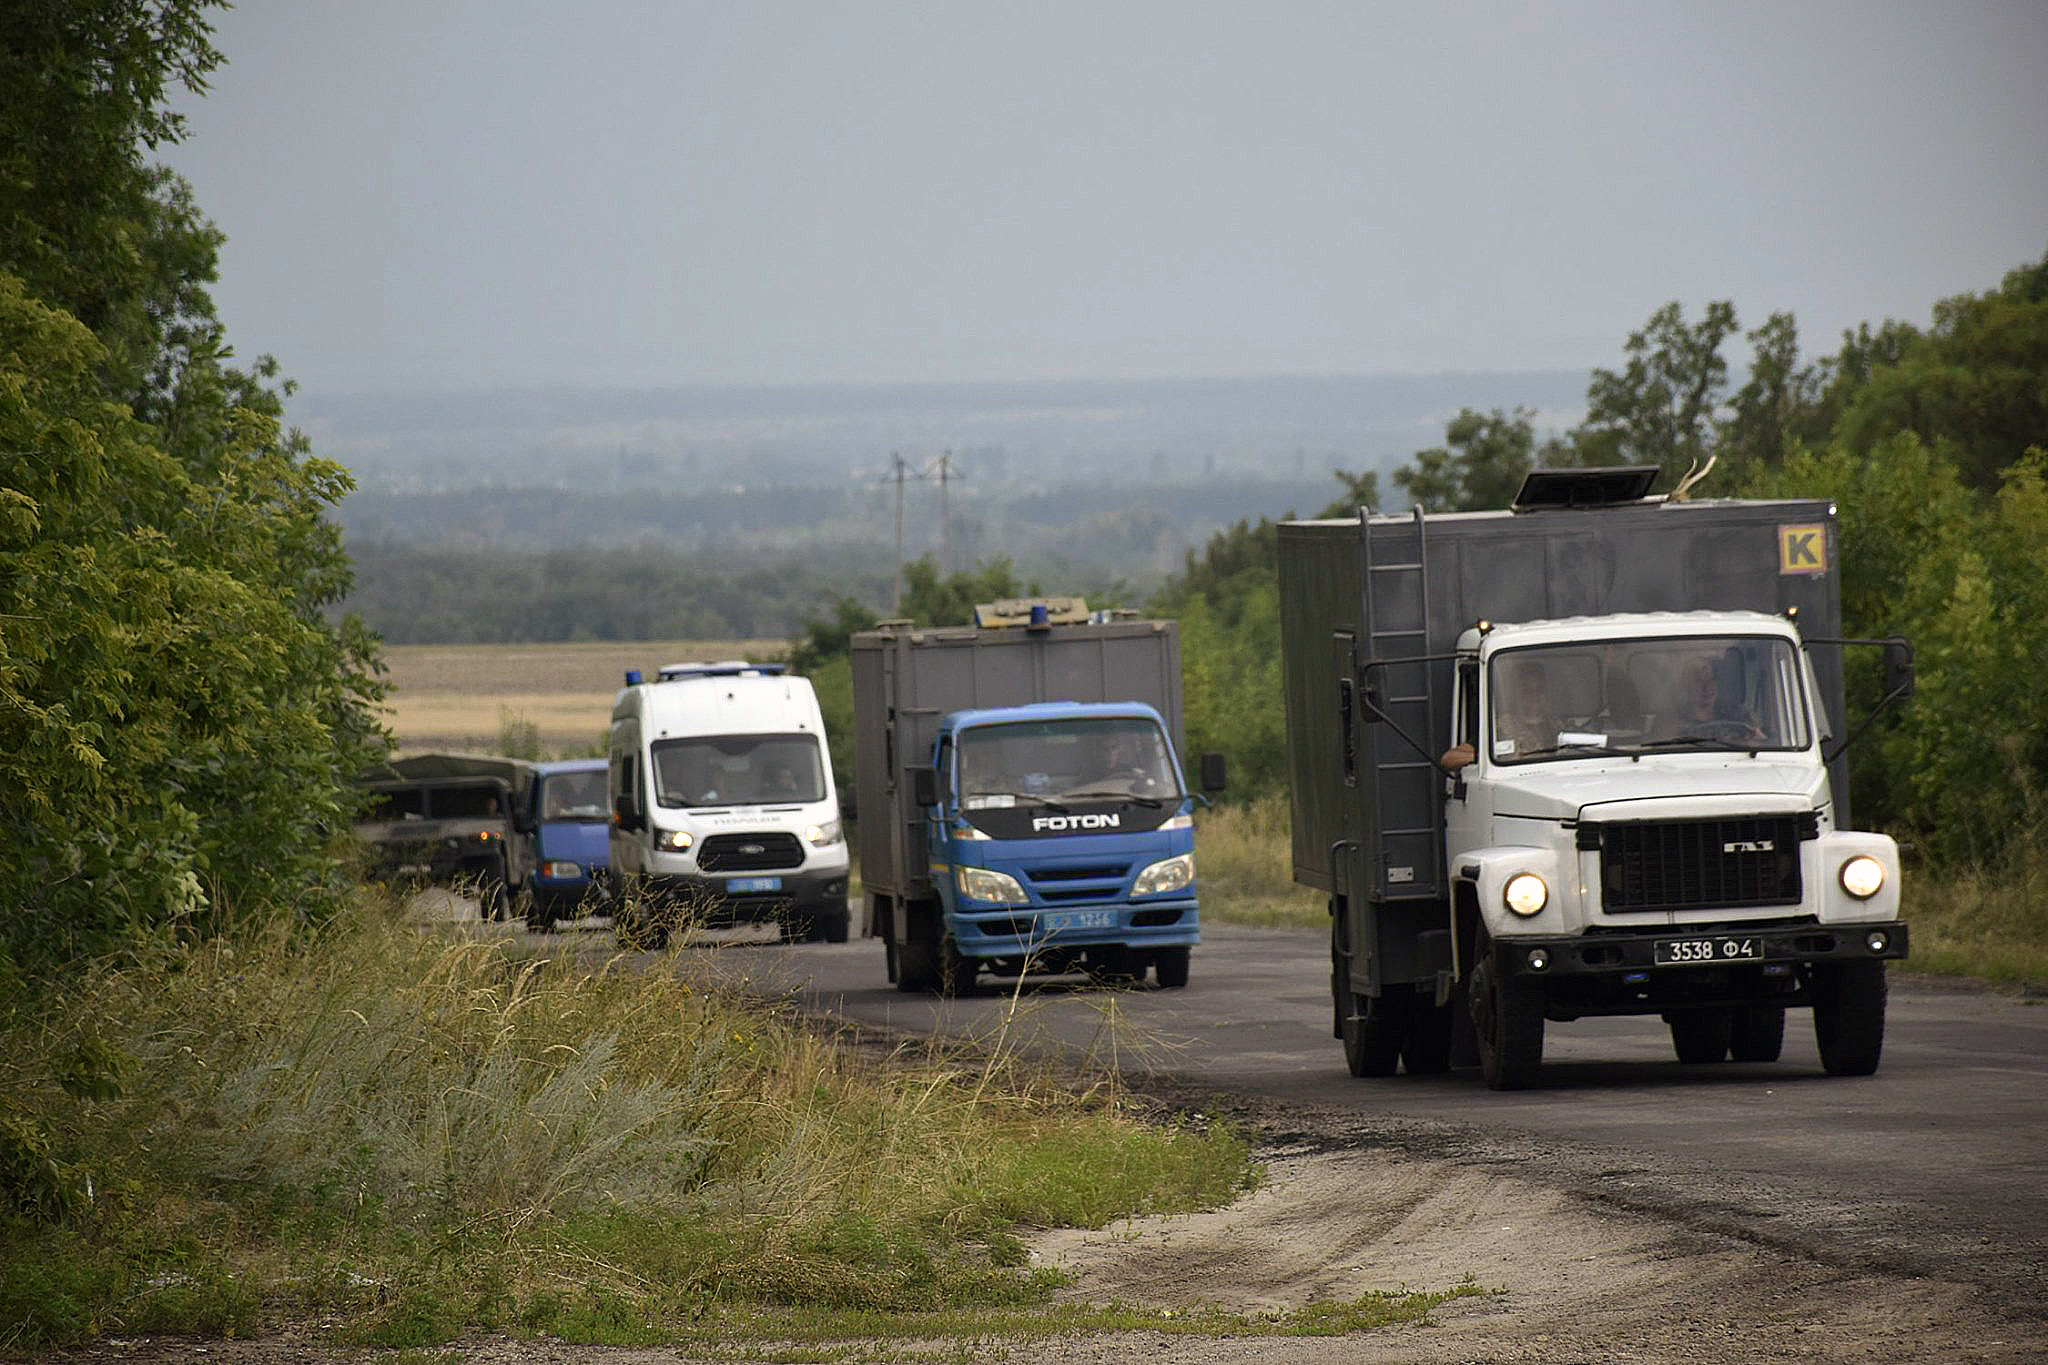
[{"left": 2, "top": 1, "right": 382, "bottom": 980}]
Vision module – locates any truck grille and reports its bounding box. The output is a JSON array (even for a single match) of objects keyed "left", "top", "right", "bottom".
[
  {"left": 1588, "top": 814, "right": 1811, "bottom": 913},
  {"left": 697, "top": 832, "right": 803, "bottom": 872}
]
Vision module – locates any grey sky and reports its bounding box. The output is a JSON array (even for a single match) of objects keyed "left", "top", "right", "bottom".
[{"left": 165, "top": 1, "right": 2048, "bottom": 395}]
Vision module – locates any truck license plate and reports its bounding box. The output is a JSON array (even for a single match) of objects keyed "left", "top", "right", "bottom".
[
  {"left": 1043, "top": 909, "right": 1116, "bottom": 932},
  {"left": 725, "top": 876, "right": 783, "bottom": 894},
  {"left": 1654, "top": 935, "right": 1762, "bottom": 966}
]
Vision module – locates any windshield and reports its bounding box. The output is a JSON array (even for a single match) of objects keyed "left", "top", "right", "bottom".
[
  {"left": 956, "top": 717, "right": 1180, "bottom": 807},
  {"left": 651, "top": 733, "right": 825, "bottom": 808},
  {"left": 1489, "top": 635, "right": 1811, "bottom": 763},
  {"left": 538, "top": 769, "right": 608, "bottom": 821}
]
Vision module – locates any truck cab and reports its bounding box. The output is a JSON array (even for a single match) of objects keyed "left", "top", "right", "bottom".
[{"left": 1439, "top": 611, "right": 1906, "bottom": 1084}]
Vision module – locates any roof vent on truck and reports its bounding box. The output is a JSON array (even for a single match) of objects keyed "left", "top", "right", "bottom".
[
  {"left": 1511, "top": 465, "right": 1662, "bottom": 512},
  {"left": 653, "top": 661, "right": 789, "bottom": 681}
]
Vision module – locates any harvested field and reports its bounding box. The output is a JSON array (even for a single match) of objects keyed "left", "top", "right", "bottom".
[{"left": 379, "top": 640, "right": 785, "bottom": 756}]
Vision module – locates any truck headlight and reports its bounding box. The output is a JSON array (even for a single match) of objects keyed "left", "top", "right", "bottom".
[
  {"left": 1839, "top": 855, "right": 1885, "bottom": 900},
  {"left": 1133, "top": 853, "right": 1194, "bottom": 896},
  {"left": 805, "top": 820, "right": 843, "bottom": 847},
  {"left": 655, "top": 828, "right": 693, "bottom": 852},
  {"left": 541, "top": 860, "right": 582, "bottom": 879},
  {"left": 1504, "top": 872, "right": 1548, "bottom": 917},
  {"left": 955, "top": 866, "right": 1026, "bottom": 905}
]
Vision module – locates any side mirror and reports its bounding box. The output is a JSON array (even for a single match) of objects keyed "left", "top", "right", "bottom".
[
  {"left": 1199, "top": 751, "right": 1227, "bottom": 793},
  {"left": 1883, "top": 637, "right": 1915, "bottom": 702},
  {"left": 612, "top": 794, "right": 643, "bottom": 832},
  {"left": 910, "top": 765, "right": 940, "bottom": 808}
]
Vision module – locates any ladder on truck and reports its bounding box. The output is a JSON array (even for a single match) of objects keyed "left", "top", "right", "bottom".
[{"left": 1357, "top": 505, "right": 1441, "bottom": 901}]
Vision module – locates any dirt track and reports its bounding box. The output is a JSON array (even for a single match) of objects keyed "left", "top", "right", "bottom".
[{"left": 61, "top": 1118, "right": 2042, "bottom": 1365}]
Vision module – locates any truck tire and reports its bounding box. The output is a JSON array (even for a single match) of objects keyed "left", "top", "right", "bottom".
[
  {"left": 1812, "top": 961, "right": 1886, "bottom": 1076},
  {"left": 1154, "top": 946, "right": 1191, "bottom": 989},
  {"left": 894, "top": 903, "right": 941, "bottom": 992},
  {"left": 524, "top": 898, "right": 555, "bottom": 934},
  {"left": 1469, "top": 947, "right": 1544, "bottom": 1090},
  {"left": 821, "top": 905, "right": 851, "bottom": 944},
  {"left": 1667, "top": 1009, "right": 1733, "bottom": 1064},
  {"left": 1334, "top": 956, "right": 1400, "bottom": 1078},
  {"left": 938, "top": 935, "right": 977, "bottom": 997},
  {"left": 1729, "top": 1004, "right": 1787, "bottom": 1063}
]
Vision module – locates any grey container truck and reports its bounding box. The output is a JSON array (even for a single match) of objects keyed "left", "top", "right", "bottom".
[
  {"left": 852, "top": 599, "right": 1222, "bottom": 995},
  {"left": 1278, "top": 468, "right": 1913, "bottom": 1089}
]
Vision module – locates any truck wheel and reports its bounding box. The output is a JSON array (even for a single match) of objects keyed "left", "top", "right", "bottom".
[
  {"left": 821, "top": 906, "right": 851, "bottom": 944},
  {"left": 1335, "top": 960, "right": 1400, "bottom": 1078},
  {"left": 1154, "top": 946, "right": 1191, "bottom": 989},
  {"left": 524, "top": 899, "right": 555, "bottom": 934},
  {"left": 1729, "top": 1004, "right": 1787, "bottom": 1063},
  {"left": 1667, "top": 1010, "right": 1733, "bottom": 1064},
  {"left": 1469, "top": 949, "right": 1544, "bottom": 1090},
  {"left": 895, "top": 909, "right": 940, "bottom": 992},
  {"left": 476, "top": 878, "right": 509, "bottom": 922},
  {"left": 938, "top": 936, "right": 977, "bottom": 997},
  {"left": 1812, "top": 961, "right": 1886, "bottom": 1076}
]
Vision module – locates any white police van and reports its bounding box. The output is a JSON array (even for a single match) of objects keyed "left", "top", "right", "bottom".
[{"left": 608, "top": 661, "right": 850, "bottom": 947}]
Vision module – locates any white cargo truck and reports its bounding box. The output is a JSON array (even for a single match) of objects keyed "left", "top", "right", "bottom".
[
  {"left": 608, "top": 661, "right": 851, "bottom": 947},
  {"left": 1279, "top": 468, "right": 1914, "bottom": 1089}
]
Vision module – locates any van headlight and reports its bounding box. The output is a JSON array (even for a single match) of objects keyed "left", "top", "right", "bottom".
[
  {"left": 655, "top": 828, "right": 693, "bottom": 852},
  {"left": 805, "top": 820, "right": 843, "bottom": 847},
  {"left": 1504, "top": 872, "right": 1548, "bottom": 917},
  {"left": 1133, "top": 853, "right": 1194, "bottom": 896},
  {"left": 955, "top": 866, "right": 1026, "bottom": 905},
  {"left": 1839, "top": 855, "right": 1885, "bottom": 900}
]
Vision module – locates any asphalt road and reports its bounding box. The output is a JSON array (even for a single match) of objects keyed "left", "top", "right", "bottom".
[{"left": 529, "top": 912, "right": 2048, "bottom": 1314}]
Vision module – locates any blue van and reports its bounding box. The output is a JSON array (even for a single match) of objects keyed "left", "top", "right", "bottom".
[{"left": 521, "top": 758, "right": 611, "bottom": 930}]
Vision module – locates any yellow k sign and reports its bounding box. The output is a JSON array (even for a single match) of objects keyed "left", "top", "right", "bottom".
[{"left": 1779, "top": 524, "right": 1827, "bottom": 574}]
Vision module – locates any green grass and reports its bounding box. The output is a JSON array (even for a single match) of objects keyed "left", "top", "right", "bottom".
[
  {"left": 1900, "top": 821, "right": 2048, "bottom": 989},
  {"left": 0, "top": 898, "right": 1308, "bottom": 1353}
]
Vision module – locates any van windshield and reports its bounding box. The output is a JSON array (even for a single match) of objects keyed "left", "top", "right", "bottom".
[
  {"left": 650, "top": 734, "right": 825, "bottom": 808},
  {"left": 1489, "top": 635, "right": 1811, "bottom": 763},
  {"left": 538, "top": 770, "right": 608, "bottom": 821}
]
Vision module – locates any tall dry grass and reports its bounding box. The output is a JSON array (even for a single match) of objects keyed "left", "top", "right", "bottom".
[
  {"left": 1196, "top": 792, "right": 1324, "bottom": 929},
  {"left": 0, "top": 898, "right": 1252, "bottom": 1348}
]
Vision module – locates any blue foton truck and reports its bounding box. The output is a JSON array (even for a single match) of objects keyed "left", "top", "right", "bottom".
[{"left": 852, "top": 599, "right": 1224, "bottom": 995}]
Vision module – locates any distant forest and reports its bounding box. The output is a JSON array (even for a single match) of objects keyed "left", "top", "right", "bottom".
[{"left": 329, "top": 369, "right": 1591, "bottom": 642}]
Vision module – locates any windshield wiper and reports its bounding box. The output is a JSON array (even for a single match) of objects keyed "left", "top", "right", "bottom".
[
  {"left": 1061, "top": 788, "right": 1171, "bottom": 807},
  {"left": 1634, "top": 735, "right": 1762, "bottom": 753},
  {"left": 1545, "top": 741, "right": 1633, "bottom": 758},
  {"left": 966, "top": 790, "right": 1066, "bottom": 810}
]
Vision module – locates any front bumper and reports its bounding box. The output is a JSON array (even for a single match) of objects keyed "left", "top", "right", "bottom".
[
  {"left": 1492, "top": 919, "right": 1908, "bottom": 1018},
  {"left": 639, "top": 867, "right": 850, "bottom": 923},
  {"left": 947, "top": 898, "right": 1201, "bottom": 960}
]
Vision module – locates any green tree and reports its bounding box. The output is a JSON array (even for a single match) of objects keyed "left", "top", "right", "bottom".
[
  {"left": 1392, "top": 407, "right": 1565, "bottom": 512},
  {"left": 1718, "top": 311, "right": 1830, "bottom": 475},
  {"left": 1830, "top": 251, "right": 2048, "bottom": 491},
  {"left": 2, "top": 1, "right": 384, "bottom": 978},
  {"left": 1574, "top": 300, "right": 1740, "bottom": 486}
]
